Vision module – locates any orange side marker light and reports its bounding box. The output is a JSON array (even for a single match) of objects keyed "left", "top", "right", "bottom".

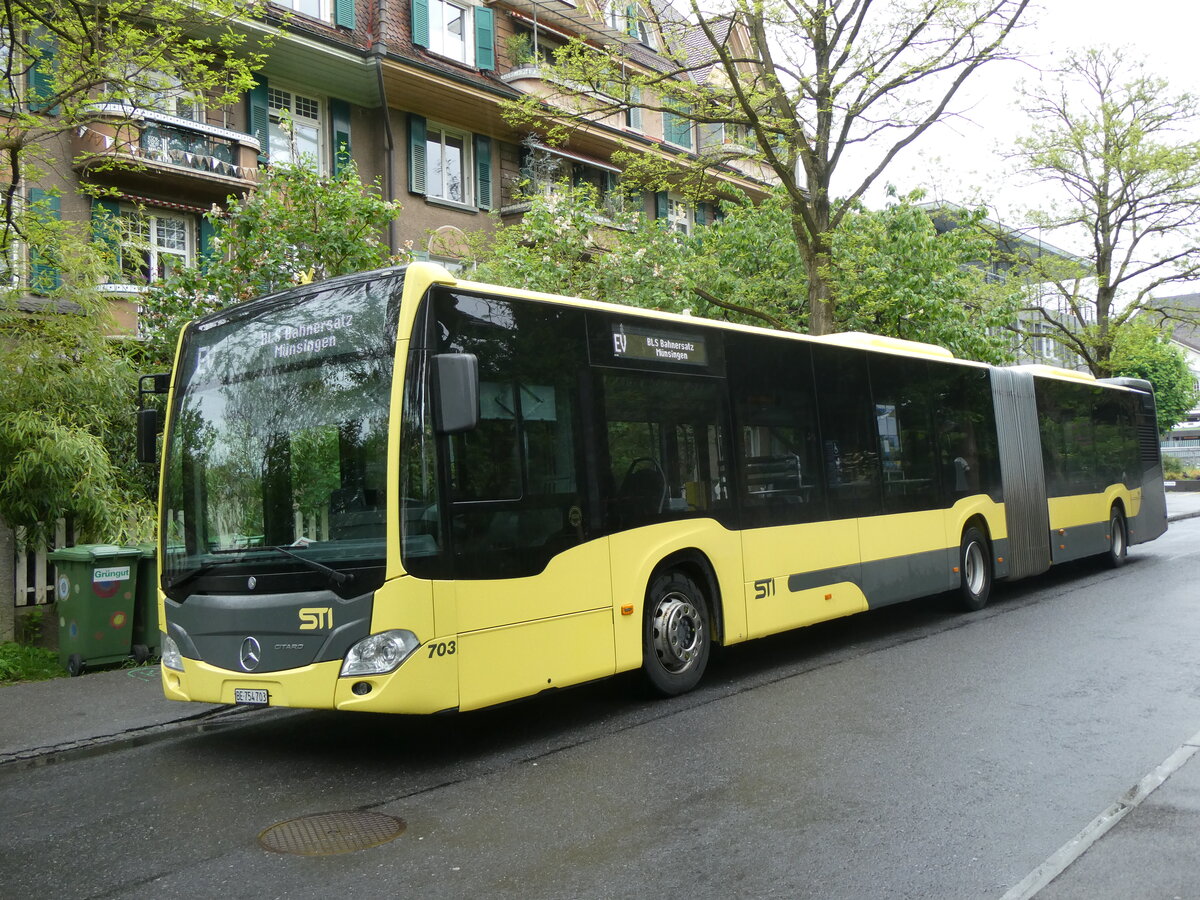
[{"left": 621, "top": 604, "right": 634, "bottom": 616}]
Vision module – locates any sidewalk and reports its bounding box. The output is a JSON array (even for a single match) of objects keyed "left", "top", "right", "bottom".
[{"left": 3, "top": 492, "right": 1199, "bottom": 768}]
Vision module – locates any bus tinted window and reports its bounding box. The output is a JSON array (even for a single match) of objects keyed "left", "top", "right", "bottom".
[
  {"left": 728, "top": 336, "right": 826, "bottom": 526},
  {"left": 869, "top": 355, "right": 941, "bottom": 514},
  {"left": 935, "top": 364, "right": 1002, "bottom": 504},
  {"left": 426, "top": 289, "right": 589, "bottom": 579},
  {"left": 602, "top": 372, "right": 732, "bottom": 530},
  {"left": 812, "top": 345, "right": 881, "bottom": 519}
]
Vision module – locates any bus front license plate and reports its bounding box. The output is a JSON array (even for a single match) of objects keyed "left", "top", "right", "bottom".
[{"left": 234, "top": 688, "right": 269, "bottom": 706}]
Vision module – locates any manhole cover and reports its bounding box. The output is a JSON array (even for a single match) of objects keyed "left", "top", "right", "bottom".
[{"left": 258, "top": 811, "right": 406, "bottom": 856}]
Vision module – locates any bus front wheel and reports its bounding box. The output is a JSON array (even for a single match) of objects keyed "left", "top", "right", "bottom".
[
  {"left": 958, "top": 527, "right": 992, "bottom": 611},
  {"left": 642, "top": 571, "right": 711, "bottom": 697},
  {"left": 1105, "top": 508, "right": 1128, "bottom": 569}
]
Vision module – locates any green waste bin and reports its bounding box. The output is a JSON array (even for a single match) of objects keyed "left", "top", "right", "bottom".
[
  {"left": 130, "top": 543, "right": 160, "bottom": 663},
  {"left": 49, "top": 544, "right": 142, "bottom": 676}
]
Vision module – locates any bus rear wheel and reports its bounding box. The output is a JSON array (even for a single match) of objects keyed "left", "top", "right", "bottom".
[
  {"left": 958, "top": 527, "right": 992, "bottom": 611},
  {"left": 642, "top": 571, "right": 710, "bottom": 697},
  {"left": 1105, "top": 508, "right": 1128, "bottom": 569}
]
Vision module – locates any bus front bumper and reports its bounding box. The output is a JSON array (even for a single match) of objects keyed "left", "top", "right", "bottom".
[{"left": 161, "top": 641, "right": 461, "bottom": 715}]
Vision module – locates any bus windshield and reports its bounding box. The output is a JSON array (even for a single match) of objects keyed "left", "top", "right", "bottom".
[{"left": 161, "top": 274, "right": 401, "bottom": 591}]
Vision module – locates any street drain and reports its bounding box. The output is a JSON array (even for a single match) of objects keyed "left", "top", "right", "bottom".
[{"left": 258, "top": 811, "right": 406, "bottom": 856}]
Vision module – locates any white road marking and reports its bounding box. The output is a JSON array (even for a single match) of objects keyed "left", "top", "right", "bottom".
[{"left": 999, "top": 728, "right": 1200, "bottom": 900}]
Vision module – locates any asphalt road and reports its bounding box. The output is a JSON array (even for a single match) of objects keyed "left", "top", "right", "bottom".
[{"left": 4, "top": 518, "right": 1199, "bottom": 899}]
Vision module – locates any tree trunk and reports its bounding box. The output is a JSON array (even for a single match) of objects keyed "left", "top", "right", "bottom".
[{"left": 803, "top": 241, "right": 835, "bottom": 336}]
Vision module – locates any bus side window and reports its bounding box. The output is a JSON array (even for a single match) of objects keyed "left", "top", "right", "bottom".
[
  {"left": 869, "top": 356, "right": 941, "bottom": 514},
  {"left": 727, "top": 335, "right": 825, "bottom": 526},
  {"left": 602, "top": 372, "right": 730, "bottom": 530},
  {"left": 811, "top": 345, "right": 881, "bottom": 520}
]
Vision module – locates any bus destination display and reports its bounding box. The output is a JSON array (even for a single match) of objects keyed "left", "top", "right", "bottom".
[{"left": 612, "top": 323, "right": 708, "bottom": 366}]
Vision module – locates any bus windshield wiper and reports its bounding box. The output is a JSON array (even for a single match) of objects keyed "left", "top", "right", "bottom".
[{"left": 226, "top": 544, "right": 355, "bottom": 587}]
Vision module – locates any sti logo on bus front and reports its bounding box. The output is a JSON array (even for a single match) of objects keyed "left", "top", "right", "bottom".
[{"left": 299, "top": 607, "right": 332, "bottom": 630}]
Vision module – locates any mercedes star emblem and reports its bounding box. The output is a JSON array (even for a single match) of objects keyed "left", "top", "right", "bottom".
[{"left": 239, "top": 636, "right": 262, "bottom": 671}]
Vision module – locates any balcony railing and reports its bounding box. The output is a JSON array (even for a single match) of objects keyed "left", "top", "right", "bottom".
[{"left": 73, "top": 103, "right": 261, "bottom": 193}]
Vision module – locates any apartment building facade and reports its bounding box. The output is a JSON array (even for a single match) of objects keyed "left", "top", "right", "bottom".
[
  {"left": 2, "top": 0, "right": 772, "bottom": 618},
  {"left": 16, "top": 0, "right": 772, "bottom": 334}
]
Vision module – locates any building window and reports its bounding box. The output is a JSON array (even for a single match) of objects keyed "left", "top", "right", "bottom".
[
  {"left": 267, "top": 87, "right": 322, "bottom": 170},
  {"left": 430, "top": 0, "right": 471, "bottom": 64},
  {"left": 140, "top": 71, "right": 204, "bottom": 122},
  {"left": 667, "top": 192, "right": 692, "bottom": 234},
  {"left": 273, "top": 0, "right": 330, "bottom": 22},
  {"left": 0, "top": 29, "right": 16, "bottom": 106},
  {"left": 0, "top": 230, "right": 19, "bottom": 288},
  {"left": 625, "top": 86, "right": 643, "bottom": 132},
  {"left": 120, "top": 209, "right": 193, "bottom": 284},
  {"left": 426, "top": 124, "right": 471, "bottom": 205},
  {"left": 663, "top": 106, "right": 693, "bottom": 149}
]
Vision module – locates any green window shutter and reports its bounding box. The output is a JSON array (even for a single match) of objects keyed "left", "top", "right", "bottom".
[
  {"left": 248, "top": 77, "right": 270, "bottom": 163},
  {"left": 626, "top": 5, "right": 639, "bottom": 38},
  {"left": 655, "top": 191, "right": 668, "bottom": 220},
  {"left": 334, "top": 0, "right": 356, "bottom": 29},
  {"left": 412, "top": 0, "right": 430, "bottom": 48},
  {"left": 28, "top": 188, "right": 61, "bottom": 294},
  {"left": 199, "top": 216, "right": 218, "bottom": 272},
  {"left": 694, "top": 202, "right": 707, "bottom": 227},
  {"left": 408, "top": 114, "right": 427, "bottom": 195},
  {"left": 28, "top": 32, "right": 58, "bottom": 115},
  {"left": 664, "top": 108, "right": 692, "bottom": 149},
  {"left": 330, "top": 98, "right": 352, "bottom": 175},
  {"left": 474, "top": 134, "right": 492, "bottom": 210},
  {"left": 474, "top": 7, "right": 495, "bottom": 71},
  {"left": 91, "top": 199, "right": 122, "bottom": 278}
]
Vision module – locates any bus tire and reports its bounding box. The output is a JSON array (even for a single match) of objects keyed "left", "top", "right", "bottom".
[
  {"left": 1105, "top": 507, "right": 1128, "bottom": 569},
  {"left": 642, "top": 571, "right": 711, "bottom": 697},
  {"left": 958, "top": 527, "right": 992, "bottom": 611}
]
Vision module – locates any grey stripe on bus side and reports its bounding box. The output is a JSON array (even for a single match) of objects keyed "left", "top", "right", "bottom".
[{"left": 784, "top": 536, "right": 1013, "bottom": 609}]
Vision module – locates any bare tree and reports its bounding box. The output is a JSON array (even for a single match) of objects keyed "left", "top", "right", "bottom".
[
  {"left": 506, "top": 0, "right": 1031, "bottom": 333},
  {"left": 1012, "top": 47, "right": 1200, "bottom": 375}
]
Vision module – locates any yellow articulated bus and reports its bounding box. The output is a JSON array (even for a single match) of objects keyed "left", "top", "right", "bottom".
[{"left": 139, "top": 262, "right": 1167, "bottom": 713}]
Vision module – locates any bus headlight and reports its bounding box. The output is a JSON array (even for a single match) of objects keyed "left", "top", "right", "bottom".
[
  {"left": 340, "top": 630, "right": 420, "bottom": 677},
  {"left": 161, "top": 634, "right": 184, "bottom": 671}
]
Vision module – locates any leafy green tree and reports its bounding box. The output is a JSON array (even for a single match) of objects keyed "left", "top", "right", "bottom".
[
  {"left": 0, "top": 202, "right": 153, "bottom": 542},
  {"left": 468, "top": 183, "right": 1019, "bottom": 362},
  {"left": 829, "top": 195, "right": 1022, "bottom": 364},
  {"left": 1, "top": 0, "right": 270, "bottom": 241},
  {"left": 505, "top": 0, "right": 1031, "bottom": 334},
  {"left": 140, "top": 160, "right": 408, "bottom": 367},
  {"left": 1109, "top": 320, "right": 1200, "bottom": 434},
  {"left": 1013, "top": 48, "right": 1200, "bottom": 376}
]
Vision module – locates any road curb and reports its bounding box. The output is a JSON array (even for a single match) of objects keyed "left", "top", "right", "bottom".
[{"left": 0, "top": 704, "right": 261, "bottom": 771}]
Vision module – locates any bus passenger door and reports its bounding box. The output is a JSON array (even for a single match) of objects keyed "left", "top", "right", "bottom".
[{"left": 428, "top": 289, "right": 615, "bottom": 710}]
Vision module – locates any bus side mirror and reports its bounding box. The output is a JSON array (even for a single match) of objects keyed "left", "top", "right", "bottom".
[
  {"left": 432, "top": 353, "right": 479, "bottom": 434},
  {"left": 137, "top": 408, "right": 159, "bottom": 464},
  {"left": 137, "top": 373, "right": 171, "bottom": 464}
]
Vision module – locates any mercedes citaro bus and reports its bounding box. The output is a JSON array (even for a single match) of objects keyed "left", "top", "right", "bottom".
[{"left": 138, "top": 262, "right": 1167, "bottom": 713}]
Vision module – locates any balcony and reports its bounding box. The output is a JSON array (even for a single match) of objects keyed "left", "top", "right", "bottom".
[{"left": 73, "top": 103, "right": 261, "bottom": 201}]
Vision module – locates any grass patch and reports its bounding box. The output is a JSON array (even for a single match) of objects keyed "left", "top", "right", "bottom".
[{"left": 0, "top": 642, "right": 65, "bottom": 684}]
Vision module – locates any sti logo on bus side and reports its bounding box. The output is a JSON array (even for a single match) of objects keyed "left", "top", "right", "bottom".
[{"left": 299, "top": 607, "right": 333, "bottom": 630}]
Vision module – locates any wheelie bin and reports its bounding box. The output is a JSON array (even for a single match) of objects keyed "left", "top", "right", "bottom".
[
  {"left": 130, "top": 543, "right": 160, "bottom": 663},
  {"left": 49, "top": 545, "right": 141, "bottom": 676}
]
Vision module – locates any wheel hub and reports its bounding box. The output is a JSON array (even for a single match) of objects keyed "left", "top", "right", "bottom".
[
  {"left": 964, "top": 541, "right": 985, "bottom": 595},
  {"left": 652, "top": 593, "right": 704, "bottom": 673}
]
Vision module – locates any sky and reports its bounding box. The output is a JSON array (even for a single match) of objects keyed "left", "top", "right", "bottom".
[{"left": 875, "top": 0, "right": 1200, "bottom": 251}]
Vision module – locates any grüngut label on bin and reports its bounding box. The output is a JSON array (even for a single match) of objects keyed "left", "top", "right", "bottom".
[{"left": 93, "top": 566, "right": 131, "bottom": 582}]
